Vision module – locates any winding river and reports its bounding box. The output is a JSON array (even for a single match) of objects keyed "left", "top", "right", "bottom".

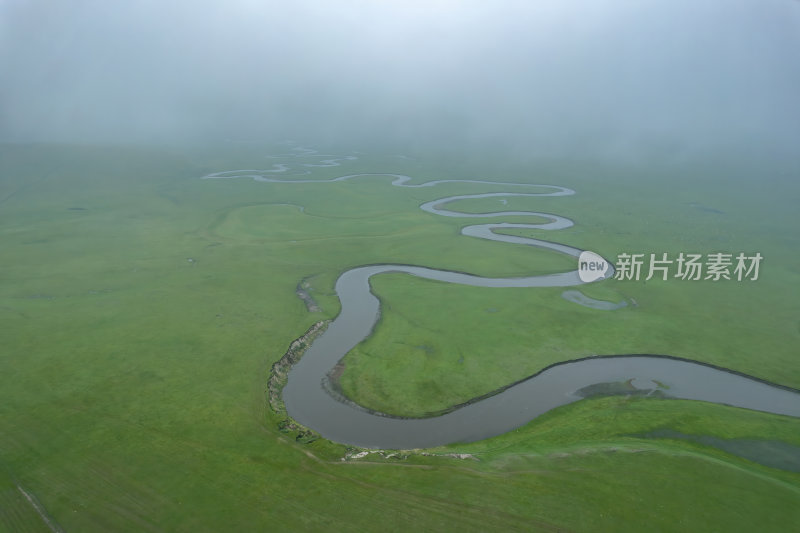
[{"left": 205, "top": 154, "right": 800, "bottom": 449}]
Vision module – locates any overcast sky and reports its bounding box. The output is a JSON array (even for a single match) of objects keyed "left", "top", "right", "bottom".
[{"left": 1, "top": 0, "right": 798, "bottom": 159}]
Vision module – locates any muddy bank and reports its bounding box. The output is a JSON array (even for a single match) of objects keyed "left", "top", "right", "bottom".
[
  {"left": 267, "top": 320, "right": 329, "bottom": 441},
  {"left": 295, "top": 278, "right": 321, "bottom": 312}
]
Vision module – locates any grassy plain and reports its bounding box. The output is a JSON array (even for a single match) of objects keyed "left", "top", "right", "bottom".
[
  {"left": 1, "top": 143, "right": 798, "bottom": 531},
  {"left": 337, "top": 155, "right": 800, "bottom": 416}
]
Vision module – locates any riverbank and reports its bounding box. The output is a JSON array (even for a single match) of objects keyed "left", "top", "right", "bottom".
[{"left": 267, "top": 320, "right": 329, "bottom": 442}]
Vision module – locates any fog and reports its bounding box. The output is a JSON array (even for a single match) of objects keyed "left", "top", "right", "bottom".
[{"left": 1, "top": 0, "right": 799, "bottom": 159}]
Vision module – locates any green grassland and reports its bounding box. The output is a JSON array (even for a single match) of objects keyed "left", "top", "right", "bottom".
[
  {"left": 340, "top": 227, "right": 798, "bottom": 416},
  {"left": 1, "top": 144, "right": 798, "bottom": 531},
  {"left": 338, "top": 157, "right": 800, "bottom": 417}
]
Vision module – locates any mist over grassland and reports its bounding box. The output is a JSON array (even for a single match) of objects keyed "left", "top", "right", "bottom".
[
  {"left": 2, "top": 4, "right": 800, "bottom": 530},
  {"left": 1, "top": 0, "right": 799, "bottom": 165}
]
